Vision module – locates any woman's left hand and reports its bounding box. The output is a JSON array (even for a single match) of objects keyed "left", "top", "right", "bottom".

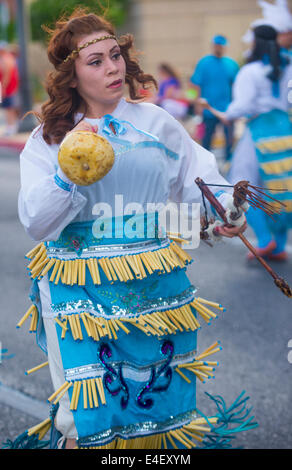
[{"left": 215, "top": 221, "right": 247, "bottom": 238}]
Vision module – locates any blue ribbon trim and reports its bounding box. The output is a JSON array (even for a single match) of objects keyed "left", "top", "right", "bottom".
[
  {"left": 101, "top": 114, "right": 179, "bottom": 160},
  {"left": 54, "top": 174, "right": 72, "bottom": 192}
]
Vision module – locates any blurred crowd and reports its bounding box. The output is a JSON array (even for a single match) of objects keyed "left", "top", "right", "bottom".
[
  {"left": 0, "top": 0, "right": 291, "bottom": 158},
  {"left": 146, "top": 1, "right": 292, "bottom": 166},
  {"left": 0, "top": 40, "right": 20, "bottom": 136}
]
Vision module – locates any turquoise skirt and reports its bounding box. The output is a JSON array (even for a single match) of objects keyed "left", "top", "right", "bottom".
[
  {"left": 248, "top": 109, "right": 292, "bottom": 231},
  {"left": 20, "top": 213, "right": 225, "bottom": 449}
]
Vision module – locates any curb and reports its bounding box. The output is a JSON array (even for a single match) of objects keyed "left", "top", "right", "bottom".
[
  {"left": 0, "top": 383, "right": 49, "bottom": 420},
  {"left": 0, "top": 135, "right": 28, "bottom": 152}
]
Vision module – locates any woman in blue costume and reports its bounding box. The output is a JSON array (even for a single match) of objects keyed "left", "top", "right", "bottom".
[
  {"left": 200, "top": 24, "right": 292, "bottom": 262},
  {"left": 12, "top": 10, "right": 253, "bottom": 450}
]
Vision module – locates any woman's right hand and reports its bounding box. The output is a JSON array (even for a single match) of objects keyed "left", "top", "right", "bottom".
[
  {"left": 67, "top": 120, "right": 98, "bottom": 135},
  {"left": 196, "top": 98, "right": 210, "bottom": 111}
]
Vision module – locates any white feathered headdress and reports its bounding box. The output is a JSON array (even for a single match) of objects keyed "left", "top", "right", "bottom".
[{"left": 242, "top": 0, "right": 292, "bottom": 44}]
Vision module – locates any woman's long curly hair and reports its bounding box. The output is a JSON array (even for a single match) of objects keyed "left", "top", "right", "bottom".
[{"left": 33, "top": 8, "right": 157, "bottom": 145}]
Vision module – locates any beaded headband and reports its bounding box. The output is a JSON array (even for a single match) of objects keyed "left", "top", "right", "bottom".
[{"left": 63, "top": 34, "right": 117, "bottom": 63}]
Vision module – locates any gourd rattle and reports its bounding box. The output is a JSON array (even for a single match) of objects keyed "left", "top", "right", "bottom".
[{"left": 58, "top": 131, "right": 115, "bottom": 186}]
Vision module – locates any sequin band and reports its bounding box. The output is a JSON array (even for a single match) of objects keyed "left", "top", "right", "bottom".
[
  {"left": 51, "top": 285, "right": 196, "bottom": 319},
  {"left": 64, "top": 348, "right": 197, "bottom": 382},
  {"left": 77, "top": 409, "right": 198, "bottom": 447},
  {"left": 46, "top": 237, "right": 169, "bottom": 258}
]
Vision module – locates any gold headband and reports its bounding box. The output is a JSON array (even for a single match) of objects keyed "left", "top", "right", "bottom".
[{"left": 63, "top": 34, "right": 117, "bottom": 63}]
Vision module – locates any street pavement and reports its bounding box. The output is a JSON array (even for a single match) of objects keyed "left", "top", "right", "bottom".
[{"left": 0, "top": 145, "right": 291, "bottom": 450}]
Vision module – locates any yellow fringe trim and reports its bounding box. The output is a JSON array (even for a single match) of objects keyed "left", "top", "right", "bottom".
[
  {"left": 25, "top": 361, "right": 49, "bottom": 375},
  {"left": 260, "top": 156, "right": 292, "bottom": 175},
  {"left": 54, "top": 296, "right": 223, "bottom": 342},
  {"left": 269, "top": 199, "right": 292, "bottom": 213},
  {"left": 25, "top": 241, "right": 193, "bottom": 285},
  {"left": 256, "top": 136, "right": 292, "bottom": 154},
  {"left": 266, "top": 178, "right": 292, "bottom": 192},
  {"left": 27, "top": 417, "right": 52, "bottom": 441},
  {"left": 47, "top": 379, "right": 106, "bottom": 410},
  {"left": 175, "top": 341, "right": 221, "bottom": 384},
  {"left": 167, "top": 231, "right": 189, "bottom": 245},
  {"left": 16, "top": 304, "right": 38, "bottom": 332},
  {"left": 78, "top": 416, "right": 218, "bottom": 449}
]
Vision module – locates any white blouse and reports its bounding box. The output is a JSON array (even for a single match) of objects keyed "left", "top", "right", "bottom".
[
  {"left": 225, "top": 61, "right": 292, "bottom": 120},
  {"left": 18, "top": 98, "right": 232, "bottom": 243}
]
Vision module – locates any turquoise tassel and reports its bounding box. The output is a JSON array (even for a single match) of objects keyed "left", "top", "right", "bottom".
[
  {"left": 197, "top": 390, "right": 258, "bottom": 449},
  {"left": 2, "top": 431, "right": 49, "bottom": 449}
]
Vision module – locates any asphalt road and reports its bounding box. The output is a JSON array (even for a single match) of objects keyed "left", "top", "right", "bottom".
[{"left": 0, "top": 147, "right": 291, "bottom": 450}]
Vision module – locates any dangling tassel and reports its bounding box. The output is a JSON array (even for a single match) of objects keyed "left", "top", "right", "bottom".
[
  {"left": 16, "top": 304, "right": 38, "bottom": 332},
  {"left": 198, "top": 390, "right": 258, "bottom": 449},
  {"left": 25, "top": 361, "right": 49, "bottom": 375},
  {"left": 175, "top": 341, "right": 221, "bottom": 384},
  {"left": 191, "top": 297, "right": 225, "bottom": 324},
  {"left": 47, "top": 381, "right": 73, "bottom": 405},
  {"left": 233, "top": 180, "right": 286, "bottom": 218},
  {"left": 47, "top": 379, "right": 106, "bottom": 411},
  {"left": 2, "top": 417, "right": 51, "bottom": 449},
  {"left": 69, "top": 378, "right": 106, "bottom": 411}
]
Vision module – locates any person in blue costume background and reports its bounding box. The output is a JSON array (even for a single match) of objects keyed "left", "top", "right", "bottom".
[
  {"left": 7, "top": 9, "right": 256, "bottom": 450},
  {"left": 198, "top": 25, "right": 292, "bottom": 263},
  {"left": 189, "top": 35, "right": 239, "bottom": 161}
]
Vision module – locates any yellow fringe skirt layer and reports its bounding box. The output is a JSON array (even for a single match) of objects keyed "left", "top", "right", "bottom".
[
  {"left": 175, "top": 341, "right": 221, "bottom": 384},
  {"left": 78, "top": 416, "right": 218, "bottom": 449},
  {"left": 24, "top": 415, "right": 218, "bottom": 449},
  {"left": 46, "top": 378, "right": 107, "bottom": 411},
  {"left": 49, "top": 297, "right": 224, "bottom": 342},
  {"left": 25, "top": 241, "right": 193, "bottom": 286}
]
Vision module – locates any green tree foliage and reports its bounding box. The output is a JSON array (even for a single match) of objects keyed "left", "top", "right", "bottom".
[{"left": 29, "top": 0, "right": 129, "bottom": 43}]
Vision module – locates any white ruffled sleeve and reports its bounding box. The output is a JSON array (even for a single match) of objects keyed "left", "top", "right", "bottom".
[
  {"left": 225, "top": 65, "right": 258, "bottom": 120},
  {"left": 152, "top": 109, "right": 234, "bottom": 210},
  {"left": 18, "top": 126, "right": 87, "bottom": 242}
]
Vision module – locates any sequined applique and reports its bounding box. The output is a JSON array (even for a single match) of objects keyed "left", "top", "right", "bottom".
[
  {"left": 99, "top": 343, "right": 129, "bottom": 409},
  {"left": 98, "top": 340, "right": 175, "bottom": 411},
  {"left": 68, "top": 235, "right": 89, "bottom": 256},
  {"left": 136, "top": 340, "right": 174, "bottom": 409}
]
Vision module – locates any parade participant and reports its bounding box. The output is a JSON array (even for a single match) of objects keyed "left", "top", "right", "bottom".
[
  {"left": 154, "top": 63, "right": 189, "bottom": 120},
  {"left": 11, "top": 9, "right": 253, "bottom": 450},
  {"left": 0, "top": 41, "right": 19, "bottom": 136},
  {"left": 189, "top": 35, "right": 239, "bottom": 161},
  {"left": 200, "top": 25, "right": 292, "bottom": 262},
  {"left": 242, "top": 0, "right": 292, "bottom": 61}
]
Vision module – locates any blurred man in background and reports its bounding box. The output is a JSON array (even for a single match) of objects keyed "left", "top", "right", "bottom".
[{"left": 190, "top": 35, "right": 239, "bottom": 161}]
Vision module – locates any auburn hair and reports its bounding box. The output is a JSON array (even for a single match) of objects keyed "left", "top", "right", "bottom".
[{"left": 32, "top": 8, "right": 157, "bottom": 144}]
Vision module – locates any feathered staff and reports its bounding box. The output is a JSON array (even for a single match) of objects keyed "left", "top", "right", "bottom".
[{"left": 195, "top": 177, "right": 292, "bottom": 298}]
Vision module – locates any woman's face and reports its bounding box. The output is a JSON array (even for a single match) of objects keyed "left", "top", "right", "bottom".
[{"left": 72, "top": 31, "right": 126, "bottom": 116}]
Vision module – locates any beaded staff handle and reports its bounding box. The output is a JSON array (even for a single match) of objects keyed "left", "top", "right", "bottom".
[{"left": 195, "top": 177, "right": 292, "bottom": 298}]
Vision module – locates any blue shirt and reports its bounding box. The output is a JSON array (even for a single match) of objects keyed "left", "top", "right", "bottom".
[{"left": 190, "top": 55, "right": 239, "bottom": 118}]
